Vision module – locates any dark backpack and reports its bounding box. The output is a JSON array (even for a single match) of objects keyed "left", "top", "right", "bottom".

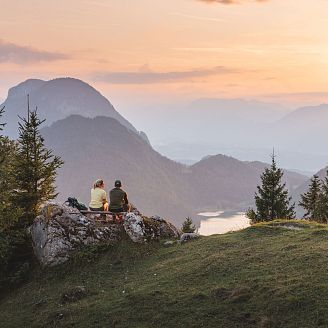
[{"left": 65, "top": 197, "right": 88, "bottom": 211}]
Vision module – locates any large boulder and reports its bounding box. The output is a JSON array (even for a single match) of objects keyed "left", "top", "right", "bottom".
[
  {"left": 30, "top": 202, "right": 122, "bottom": 266},
  {"left": 123, "top": 213, "right": 181, "bottom": 243},
  {"left": 30, "top": 203, "right": 180, "bottom": 266}
]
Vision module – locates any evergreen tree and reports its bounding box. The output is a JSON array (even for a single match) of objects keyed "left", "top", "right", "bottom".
[
  {"left": 181, "top": 217, "right": 196, "bottom": 233},
  {"left": 317, "top": 171, "right": 328, "bottom": 223},
  {"left": 0, "top": 106, "right": 6, "bottom": 165},
  {"left": 14, "top": 109, "right": 63, "bottom": 226},
  {"left": 246, "top": 154, "right": 295, "bottom": 223},
  {"left": 0, "top": 107, "right": 21, "bottom": 231},
  {"left": 299, "top": 175, "right": 322, "bottom": 221},
  {"left": 0, "top": 138, "right": 21, "bottom": 231}
]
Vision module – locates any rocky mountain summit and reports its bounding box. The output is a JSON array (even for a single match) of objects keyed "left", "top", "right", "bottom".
[{"left": 30, "top": 203, "right": 180, "bottom": 267}]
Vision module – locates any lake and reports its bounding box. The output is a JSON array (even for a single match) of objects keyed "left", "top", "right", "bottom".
[{"left": 198, "top": 211, "right": 250, "bottom": 236}]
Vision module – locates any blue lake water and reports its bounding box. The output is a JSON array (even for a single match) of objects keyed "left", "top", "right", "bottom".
[{"left": 198, "top": 211, "right": 250, "bottom": 236}]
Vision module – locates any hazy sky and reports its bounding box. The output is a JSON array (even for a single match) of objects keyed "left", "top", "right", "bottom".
[{"left": 1, "top": 0, "right": 328, "bottom": 109}]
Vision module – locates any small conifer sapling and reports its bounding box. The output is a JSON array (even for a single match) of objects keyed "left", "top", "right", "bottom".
[{"left": 182, "top": 217, "right": 196, "bottom": 233}]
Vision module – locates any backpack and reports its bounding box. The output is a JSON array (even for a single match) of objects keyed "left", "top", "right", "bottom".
[{"left": 65, "top": 197, "right": 88, "bottom": 211}]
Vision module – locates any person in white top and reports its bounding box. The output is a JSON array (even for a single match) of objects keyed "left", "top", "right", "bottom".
[{"left": 89, "top": 179, "right": 109, "bottom": 211}]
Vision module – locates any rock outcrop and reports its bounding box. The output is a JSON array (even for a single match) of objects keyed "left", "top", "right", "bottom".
[
  {"left": 30, "top": 202, "right": 180, "bottom": 266},
  {"left": 123, "top": 213, "right": 181, "bottom": 243},
  {"left": 30, "top": 203, "right": 122, "bottom": 266}
]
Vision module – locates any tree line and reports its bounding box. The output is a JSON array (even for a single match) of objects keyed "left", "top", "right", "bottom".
[
  {"left": 0, "top": 103, "right": 63, "bottom": 289},
  {"left": 247, "top": 154, "right": 328, "bottom": 224}
]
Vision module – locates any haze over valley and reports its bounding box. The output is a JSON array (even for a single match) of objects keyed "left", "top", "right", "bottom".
[{"left": 1, "top": 77, "right": 321, "bottom": 224}]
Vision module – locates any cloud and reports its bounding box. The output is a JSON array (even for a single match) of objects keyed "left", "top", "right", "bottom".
[
  {"left": 93, "top": 66, "right": 239, "bottom": 84},
  {"left": 198, "top": 0, "right": 268, "bottom": 4},
  {"left": 0, "top": 40, "right": 69, "bottom": 64}
]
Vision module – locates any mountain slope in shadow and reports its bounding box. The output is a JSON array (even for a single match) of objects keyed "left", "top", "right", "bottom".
[{"left": 42, "top": 115, "right": 307, "bottom": 225}]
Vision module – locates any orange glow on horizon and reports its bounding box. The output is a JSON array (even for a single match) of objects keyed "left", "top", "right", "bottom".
[{"left": 1, "top": 0, "right": 328, "bottom": 106}]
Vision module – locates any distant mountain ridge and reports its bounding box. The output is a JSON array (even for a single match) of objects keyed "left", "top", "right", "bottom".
[
  {"left": 41, "top": 115, "right": 307, "bottom": 225},
  {"left": 153, "top": 101, "right": 328, "bottom": 172},
  {"left": 1, "top": 77, "right": 138, "bottom": 138},
  {"left": 0, "top": 78, "right": 311, "bottom": 223},
  {"left": 271, "top": 104, "right": 328, "bottom": 153}
]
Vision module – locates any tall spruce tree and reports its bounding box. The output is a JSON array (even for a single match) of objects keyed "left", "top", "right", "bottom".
[
  {"left": 246, "top": 154, "right": 295, "bottom": 223},
  {"left": 0, "top": 107, "right": 21, "bottom": 232},
  {"left": 0, "top": 106, "right": 8, "bottom": 226},
  {"left": 299, "top": 175, "right": 322, "bottom": 221},
  {"left": 14, "top": 109, "right": 63, "bottom": 226}
]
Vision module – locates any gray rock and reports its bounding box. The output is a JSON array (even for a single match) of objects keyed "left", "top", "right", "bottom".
[
  {"left": 123, "top": 213, "right": 146, "bottom": 243},
  {"left": 30, "top": 202, "right": 181, "bottom": 266},
  {"left": 151, "top": 215, "right": 165, "bottom": 222},
  {"left": 123, "top": 213, "right": 181, "bottom": 243},
  {"left": 30, "top": 202, "right": 122, "bottom": 266},
  {"left": 157, "top": 220, "right": 181, "bottom": 239},
  {"left": 180, "top": 233, "right": 199, "bottom": 243}
]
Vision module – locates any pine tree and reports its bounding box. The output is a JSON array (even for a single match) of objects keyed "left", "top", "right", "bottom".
[
  {"left": 0, "top": 107, "right": 21, "bottom": 232},
  {"left": 181, "top": 217, "right": 196, "bottom": 233},
  {"left": 246, "top": 154, "right": 295, "bottom": 223},
  {"left": 299, "top": 175, "right": 322, "bottom": 221},
  {"left": 0, "top": 138, "right": 21, "bottom": 231},
  {"left": 14, "top": 109, "right": 64, "bottom": 226},
  {"left": 316, "top": 174, "right": 328, "bottom": 224},
  {"left": 0, "top": 106, "right": 6, "bottom": 165}
]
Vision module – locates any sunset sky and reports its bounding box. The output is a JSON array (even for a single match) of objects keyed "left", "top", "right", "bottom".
[{"left": 1, "top": 0, "right": 328, "bottom": 111}]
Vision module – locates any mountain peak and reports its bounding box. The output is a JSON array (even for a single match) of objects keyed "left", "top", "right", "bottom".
[
  {"left": 7, "top": 79, "right": 45, "bottom": 99},
  {"left": 2, "top": 77, "right": 138, "bottom": 138}
]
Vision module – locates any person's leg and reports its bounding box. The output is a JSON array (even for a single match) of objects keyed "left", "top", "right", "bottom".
[
  {"left": 110, "top": 208, "right": 124, "bottom": 223},
  {"left": 90, "top": 206, "right": 105, "bottom": 219},
  {"left": 123, "top": 204, "right": 131, "bottom": 212},
  {"left": 109, "top": 208, "right": 123, "bottom": 213}
]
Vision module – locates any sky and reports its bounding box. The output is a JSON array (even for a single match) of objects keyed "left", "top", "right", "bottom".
[{"left": 1, "top": 0, "right": 328, "bottom": 112}]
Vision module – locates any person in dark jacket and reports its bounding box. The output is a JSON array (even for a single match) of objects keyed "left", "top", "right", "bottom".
[{"left": 109, "top": 180, "right": 131, "bottom": 213}]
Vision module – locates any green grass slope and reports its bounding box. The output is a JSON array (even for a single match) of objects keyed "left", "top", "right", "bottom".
[{"left": 1, "top": 221, "right": 328, "bottom": 328}]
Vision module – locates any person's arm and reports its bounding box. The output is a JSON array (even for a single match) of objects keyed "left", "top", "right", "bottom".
[
  {"left": 102, "top": 190, "right": 109, "bottom": 211},
  {"left": 124, "top": 192, "right": 129, "bottom": 205},
  {"left": 102, "top": 190, "right": 108, "bottom": 204}
]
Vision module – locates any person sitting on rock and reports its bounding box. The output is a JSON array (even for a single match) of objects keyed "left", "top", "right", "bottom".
[
  {"left": 89, "top": 179, "right": 109, "bottom": 212},
  {"left": 109, "top": 180, "right": 131, "bottom": 213}
]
